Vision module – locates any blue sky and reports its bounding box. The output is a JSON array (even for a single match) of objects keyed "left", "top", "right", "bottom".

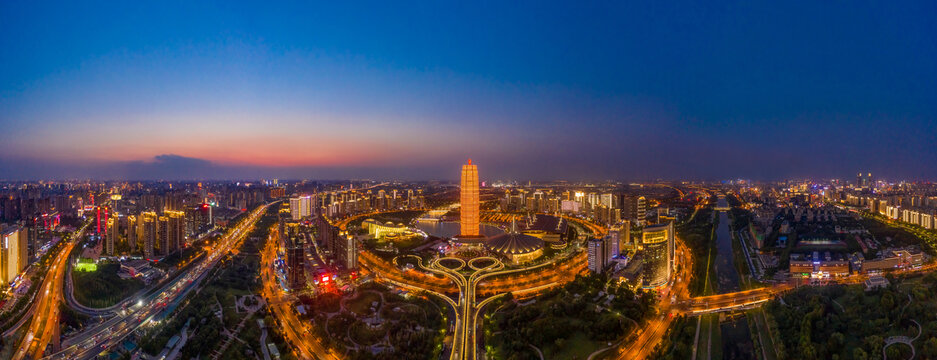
[{"left": 1, "top": 1, "right": 935, "bottom": 180}]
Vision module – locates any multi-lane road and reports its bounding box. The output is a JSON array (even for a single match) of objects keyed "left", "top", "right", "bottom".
[
  {"left": 12, "top": 224, "right": 87, "bottom": 360},
  {"left": 41, "top": 203, "right": 272, "bottom": 360},
  {"left": 260, "top": 227, "right": 339, "bottom": 360}
]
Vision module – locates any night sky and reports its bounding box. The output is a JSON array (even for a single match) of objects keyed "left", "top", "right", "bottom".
[{"left": 1, "top": 2, "right": 935, "bottom": 181}]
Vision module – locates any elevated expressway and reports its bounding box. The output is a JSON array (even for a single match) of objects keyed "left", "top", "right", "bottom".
[
  {"left": 41, "top": 203, "right": 274, "bottom": 360},
  {"left": 11, "top": 223, "right": 87, "bottom": 360}
]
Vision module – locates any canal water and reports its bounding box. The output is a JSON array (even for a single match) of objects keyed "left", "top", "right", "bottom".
[
  {"left": 714, "top": 211, "right": 741, "bottom": 293},
  {"left": 721, "top": 315, "right": 756, "bottom": 360},
  {"left": 710, "top": 200, "right": 755, "bottom": 360},
  {"left": 413, "top": 221, "right": 504, "bottom": 239}
]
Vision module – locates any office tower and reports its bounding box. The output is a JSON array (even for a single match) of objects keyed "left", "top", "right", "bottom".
[
  {"left": 459, "top": 159, "right": 480, "bottom": 237},
  {"left": 141, "top": 211, "right": 158, "bottom": 258},
  {"left": 642, "top": 222, "right": 674, "bottom": 288},
  {"left": 588, "top": 237, "right": 607, "bottom": 273}
]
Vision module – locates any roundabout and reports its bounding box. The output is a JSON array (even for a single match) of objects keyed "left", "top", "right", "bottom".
[
  {"left": 355, "top": 208, "right": 605, "bottom": 360},
  {"left": 467, "top": 257, "right": 500, "bottom": 271},
  {"left": 435, "top": 257, "right": 467, "bottom": 272}
]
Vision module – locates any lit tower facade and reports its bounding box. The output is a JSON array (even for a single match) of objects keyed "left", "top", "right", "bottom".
[
  {"left": 641, "top": 221, "right": 674, "bottom": 288},
  {"left": 459, "top": 159, "right": 480, "bottom": 238}
]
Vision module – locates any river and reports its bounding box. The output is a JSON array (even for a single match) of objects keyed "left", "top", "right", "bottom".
[{"left": 713, "top": 210, "right": 741, "bottom": 293}]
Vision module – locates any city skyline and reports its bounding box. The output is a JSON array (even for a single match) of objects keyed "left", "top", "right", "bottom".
[{"left": 2, "top": 2, "right": 936, "bottom": 181}]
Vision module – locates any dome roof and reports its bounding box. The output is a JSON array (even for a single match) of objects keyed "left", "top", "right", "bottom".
[{"left": 485, "top": 232, "right": 544, "bottom": 255}]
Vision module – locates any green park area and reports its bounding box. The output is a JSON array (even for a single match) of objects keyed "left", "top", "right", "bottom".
[
  {"left": 765, "top": 273, "right": 937, "bottom": 359},
  {"left": 678, "top": 205, "right": 716, "bottom": 296},
  {"left": 859, "top": 216, "right": 931, "bottom": 250},
  {"left": 485, "top": 273, "right": 656, "bottom": 360},
  {"left": 302, "top": 281, "right": 447, "bottom": 359},
  {"left": 72, "top": 262, "right": 145, "bottom": 308}
]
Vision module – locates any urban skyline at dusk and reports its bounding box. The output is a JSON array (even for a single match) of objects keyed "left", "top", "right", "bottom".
[
  {"left": 2, "top": 2, "right": 936, "bottom": 181},
  {"left": 3, "top": 3, "right": 937, "bottom": 360}
]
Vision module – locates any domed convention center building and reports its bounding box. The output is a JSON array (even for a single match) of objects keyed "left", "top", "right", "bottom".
[{"left": 485, "top": 224, "right": 544, "bottom": 264}]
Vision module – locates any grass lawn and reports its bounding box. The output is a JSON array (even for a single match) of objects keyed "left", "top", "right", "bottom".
[
  {"left": 349, "top": 321, "right": 386, "bottom": 346},
  {"left": 695, "top": 313, "right": 722, "bottom": 360},
  {"left": 346, "top": 291, "right": 382, "bottom": 316},
  {"left": 695, "top": 315, "right": 711, "bottom": 360},
  {"left": 750, "top": 308, "right": 778, "bottom": 360},
  {"left": 72, "top": 262, "right": 145, "bottom": 308},
  {"left": 542, "top": 331, "right": 603, "bottom": 360}
]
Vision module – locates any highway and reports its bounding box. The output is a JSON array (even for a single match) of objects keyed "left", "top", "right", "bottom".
[
  {"left": 12, "top": 223, "right": 88, "bottom": 360},
  {"left": 43, "top": 203, "right": 272, "bottom": 360}
]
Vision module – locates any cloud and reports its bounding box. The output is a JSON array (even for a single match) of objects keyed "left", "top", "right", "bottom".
[{"left": 119, "top": 154, "right": 216, "bottom": 180}]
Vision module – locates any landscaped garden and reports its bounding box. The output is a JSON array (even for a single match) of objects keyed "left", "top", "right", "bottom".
[
  {"left": 303, "top": 281, "right": 447, "bottom": 359},
  {"left": 484, "top": 273, "right": 656, "bottom": 360}
]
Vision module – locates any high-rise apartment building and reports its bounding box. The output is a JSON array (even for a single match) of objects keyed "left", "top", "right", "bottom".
[
  {"left": 588, "top": 237, "right": 607, "bottom": 273},
  {"left": 286, "top": 234, "right": 305, "bottom": 290},
  {"left": 141, "top": 211, "right": 158, "bottom": 258},
  {"left": 126, "top": 215, "right": 138, "bottom": 252},
  {"left": 106, "top": 214, "right": 118, "bottom": 255},
  {"left": 1, "top": 227, "right": 27, "bottom": 285},
  {"left": 162, "top": 210, "right": 185, "bottom": 254},
  {"left": 290, "top": 195, "right": 313, "bottom": 220}
]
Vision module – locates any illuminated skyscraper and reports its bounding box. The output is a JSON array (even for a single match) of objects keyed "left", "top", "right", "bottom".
[
  {"left": 642, "top": 222, "right": 674, "bottom": 288},
  {"left": 459, "top": 159, "right": 480, "bottom": 238}
]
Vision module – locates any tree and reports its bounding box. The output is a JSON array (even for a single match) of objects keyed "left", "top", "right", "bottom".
[
  {"left": 852, "top": 347, "right": 868, "bottom": 360},
  {"left": 829, "top": 332, "right": 845, "bottom": 349},
  {"left": 886, "top": 345, "right": 900, "bottom": 359},
  {"left": 923, "top": 337, "right": 937, "bottom": 359}
]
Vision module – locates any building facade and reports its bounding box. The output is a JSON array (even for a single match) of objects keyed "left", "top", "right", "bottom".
[
  {"left": 459, "top": 159, "right": 480, "bottom": 238},
  {"left": 641, "top": 222, "right": 674, "bottom": 288}
]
